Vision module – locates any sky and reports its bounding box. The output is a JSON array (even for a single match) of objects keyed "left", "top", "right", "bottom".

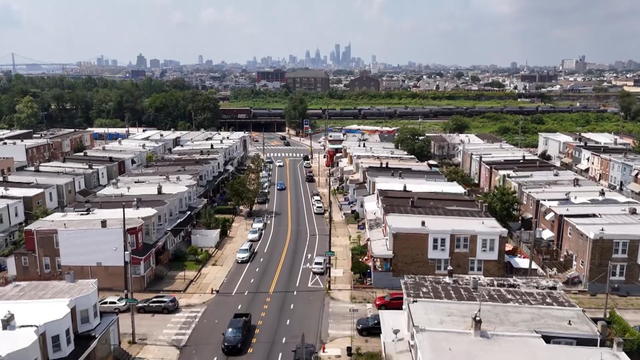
[{"left": 0, "top": 0, "right": 639, "bottom": 67}]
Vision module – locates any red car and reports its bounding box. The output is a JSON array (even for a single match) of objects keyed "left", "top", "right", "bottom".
[{"left": 374, "top": 292, "right": 404, "bottom": 310}]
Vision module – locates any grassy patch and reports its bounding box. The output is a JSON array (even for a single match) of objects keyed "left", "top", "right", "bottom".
[{"left": 168, "top": 260, "right": 201, "bottom": 272}]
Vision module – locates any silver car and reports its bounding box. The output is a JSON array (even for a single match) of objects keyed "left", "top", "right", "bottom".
[
  {"left": 236, "top": 242, "right": 255, "bottom": 263},
  {"left": 247, "top": 228, "right": 262, "bottom": 241},
  {"left": 99, "top": 296, "right": 130, "bottom": 313},
  {"left": 311, "top": 256, "right": 327, "bottom": 275}
]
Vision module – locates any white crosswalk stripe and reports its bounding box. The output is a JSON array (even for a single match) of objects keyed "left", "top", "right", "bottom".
[{"left": 158, "top": 307, "right": 205, "bottom": 347}]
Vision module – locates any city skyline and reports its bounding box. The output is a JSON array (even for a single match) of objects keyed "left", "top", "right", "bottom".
[{"left": 1, "top": 0, "right": 639, "bottom": 67}]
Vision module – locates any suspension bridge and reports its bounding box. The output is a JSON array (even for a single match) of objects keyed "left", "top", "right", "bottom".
[{"left": 0, "top": 52, "right": 79, "bottom": 74}]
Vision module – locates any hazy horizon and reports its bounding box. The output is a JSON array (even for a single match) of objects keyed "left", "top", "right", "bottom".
[{"left": 1, "top": 0, "right": 639, "bottom": 67}]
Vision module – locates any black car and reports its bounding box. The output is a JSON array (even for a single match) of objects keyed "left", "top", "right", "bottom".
[
  {"left": 292, "top": 343, "right": 317, "bottom": 360},
  {"left": 135, "top": 295, "right": 179, "bottom": 314},
  {"left": 302, "top": 154, "right": 310, "bottom": 161},
  {"left": 305, "top": 174, "right": 315, "bottom": 182},
  {"left": 222, "top": 313, "right": 252, "bottom": 355},
  {"left": 356, "top": 314, "right": 381, "bottom": 336},
  {"left": 279, "top": 135, "right": 287, "bottom": 140},
  {"left": 283, "top": 140, "right": 291, "bottom": 146},
  {"left": 256, "top": 191, "right": 269, "bottom": 204}
]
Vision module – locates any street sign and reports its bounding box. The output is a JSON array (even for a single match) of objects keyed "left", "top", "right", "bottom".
[
  {"left": 325, "top": 250, "right": 336, "bottom": 257},
  {"left": 303, "top": 119, "right": 309, "bottom": 127},
  {"left": 125, "top": 298, "right": 139, "bottom": 304}
]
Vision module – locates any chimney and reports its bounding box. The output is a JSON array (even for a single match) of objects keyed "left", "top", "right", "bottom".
[
  {"left": 599, "top": 188, "right": 606, "bottom": 197},
  {"left": 573, "top": 178, "right": 579, "bottom": 187},
  {"left": 157, "top": 183, "right": 163, "bottom": 194},
  {"left": 403, "top": 184, "right": 407, "bottom": 192},
  {"left": 420, "top": 220, "right": 426, "bottom": 227},
  {"left": 117, "top": 139, "right": 122, "bottom": 145},
  {"left": 398, "top": 171, "right": 403, "bottom": 179},
  {"left": 379, "top": 161, "right": 383, "bottom": 167},
  {"left": 471, "top": 312, "right": 482, "bottom": 338},
  {"left": 629, "top": 207, "right": 637, "bottom": 215},
  {"left": 87, "top": 163, "right": 93, "bottom": 169},
  {"left": 141, "top": 143, "right": 146, "bottom": 149},
  {"left": 613, "top": 338, "right": 624, "bottom": 352},
  {"left": 391, "top": 170, "right": 395, "bottom": 177},
  {"left": 100, "top": 219, "right": 107, "bottom": 228},
  {"left": 553, "top": 169, "right": 559, "bottom": 176},
  {"left": 1, "top": 174, "right": 7, "bottom": 182},
  {"left": 409, "top": 198, "right": 415, "bottom": 208},
  {"left": 1, "top": 311, "right": 16, "bottom": 331},
  {"left": 34, "top": 163, "right": 40, "bottom": 172},
  {"left": 64, "top": 271, "right": 75, "bottom": 283},
  {"left": 385, "top": 161, "right": 389, "bottom": 168}
]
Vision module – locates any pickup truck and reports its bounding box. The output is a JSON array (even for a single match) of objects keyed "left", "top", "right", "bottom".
[{"left": 221, "top": 313, "right": 252, "bottom": 355}]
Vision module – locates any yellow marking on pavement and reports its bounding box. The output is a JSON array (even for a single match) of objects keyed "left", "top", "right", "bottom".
[
  {"left": 268, "top": 158, "right": 293, "bottom": 294},
  {"left": 266, "top": 297, "right": 271, "bottom": 302},
  {"left": 248, "top": 348, "right": 254, "bottom": 353},
  {"left": 252, "top": 338, "right": 257, "bottom": 343},
  {"left": 257, "top": 320, "right": 263, "bottom": 325},
  {"left": 261, "top": 312, "right": 266, "bottom": 317},
  {"left": 263, "top": 304, "right": 269, "bottom": 309},
  {"left": 255, "top": 328, "right": 260, "bottom": 334}
]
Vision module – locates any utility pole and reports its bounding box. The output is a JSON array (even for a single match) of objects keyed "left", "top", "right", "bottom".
[
  {"left": 604, "top": 261, "right": 611, "bottom": 319},
  {"left": 309, "top": 119, "right": 313, "bottom": 159},
  {"left": 262, "top": 123, "right": 265, "bottom": 159},
  {"left": 122, "top": 203, "right": 136, "bottom": 343}
]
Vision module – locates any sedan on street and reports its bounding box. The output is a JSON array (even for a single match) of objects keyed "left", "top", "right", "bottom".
[
  {"left": 136, "top": 295, "right": 179, "bottom": 314},
  {"left": 356, "top": 314, "right": 381, "bottom": 336},
  {"left": 374, "top": 292, "right": 404, "bottom": 310},
  {"left": 247, "top": 228, "right": 262, "bottom": 241},
  {"left": 276, "top": 181, "right": 286, "bottom": 191},
  {"left": 276, "top": 160, "right": 284, "bottom": 167},
  {"left": 252, "top": 217, "right": 265, "bottom": 230}
]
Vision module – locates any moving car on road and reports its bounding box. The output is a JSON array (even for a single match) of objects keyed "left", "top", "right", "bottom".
[
  {"left": 311, "top": 256, "right": 328, "bottom": 275},
  {"left": 276, "top": 181, "right": 286, "bottom": 191},
  {"left": 252, "top": 217, "right": 265, "bottom": 230},
  {"left": 99, "top": 296, "right": 130, "bottom": 313},
  {"left": 221, "top": 313, "right": 252, "bottom": 355},
  {"left": 313, "top": 202, "right": 324, "bottom": 215},
  {"left": 356, "top": 314, "right": 381, "bottom": 336},
  {"left": 236, "top": 242, "right": 255, "bottom": 263},
  {"left": 374, "top": 292, "right": 404, "bottom": 310},
  {"left": 283, "top": 140, "right": 291, "bottom": 146},
  {"left": 279, "top": 135, "right": 287, "bottom": 140},
  {"left": 276, "top": 159, "right": 284, "bottom": 167},
  {"left": 136, "top": 295, "right": 179, "bottom": 314},
  {"left": 247, "top": 228, "right": 262, "bottom": 242},
  {"left": 265, "top": 157, "right": 274, "bottom": 164}
]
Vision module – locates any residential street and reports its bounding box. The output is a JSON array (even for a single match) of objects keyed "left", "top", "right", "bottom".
[{"left": 179, "top": 134, "right": 330, "bottom": 359}]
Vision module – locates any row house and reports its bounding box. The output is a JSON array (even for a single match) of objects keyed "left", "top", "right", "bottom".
[
  {"left": 480, "top": 158, "right": 557, "bottom": 192},
  {"left": 26, "top": 162, "right": 108, "bottom": 189},
  {"left": 64, "top": 153, "right": 123, "bottom": 180},
  {"left": 459, "top": 143, "right": 538, "bottom": 184},
  {"left": 0, "top": 183, "right": 58, "bottom": 215},
  {"left": 34, "top": 128, "right": 94, "bottom": 161},
  {"left": 10, "top": 210, "right": 155, "bottom": 291},
  {"left": 75, "top": 149, "right": 139, "bottom": 173},
  {"left": 0, "top": 279, "right": 122, "bottom": 360},
  {"left": 0, "top": 198, "right": 25, "bottom": 250},
  {"left": 101, "top": 138, "right": 166, "bottom": 157},
  {"left": 561, "top": 212, "right": 640, "bottom": 294},
  {"left": 0, "top": 139, "right": 53, "bottom": 167},
  {"left": 87, "top": 126, "right": 155, "bottom": 141},
  {"left": 538, "top": 132, "right": 633, "bottom": 166},
  {"left": 7, "top": 171, "right": 82, "bottom": 209}
]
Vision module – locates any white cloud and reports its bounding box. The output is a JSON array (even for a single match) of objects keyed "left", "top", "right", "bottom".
[{"left": 200, "top": 6, "right": 248, "bottom": 26}]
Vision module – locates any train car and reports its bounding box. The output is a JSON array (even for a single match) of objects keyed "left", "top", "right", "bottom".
[
  {"left": 436, "top": 106, "right": 459, "bottom": 117},
  {"left": 306, "top": 109, "right": 324, "bottom": 119},
  {"left": 327, "top": 109, "right": 360, "bottom": 119},
  {"left": 252, "top": 109, "right": 284, "bottom": 118},
  {"left": 396, "top": 108, "right": 417, "bottom": 118},
  {"left": 361, "top": 108, "right": 386, "bottom": 119}
]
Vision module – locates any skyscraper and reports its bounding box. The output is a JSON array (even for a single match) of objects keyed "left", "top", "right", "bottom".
[
  {"left": 136, "top": 53, "right": 147, "bottom": 68},
  {"left": 334, "top": 43, "right": 341, "bottom": 65},
  {"left": 371, "top": 54, "right": 377, "bottom": 64},
  {"left": 198, "top": 55, "right": 203, "bottom": 64},
  {"left": 341, "top": 43, "right": 351, "bottom": 67},
  {"left": 305, "top": 50, "right": 311, "bottom": 66}
]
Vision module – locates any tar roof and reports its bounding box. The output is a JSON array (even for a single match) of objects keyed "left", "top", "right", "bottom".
[
  {"left": 0, "top": 279, "right": 97, "bottom": 301},
  {"left": 402, "top": 275, "right": 575, "bottom": 307}
]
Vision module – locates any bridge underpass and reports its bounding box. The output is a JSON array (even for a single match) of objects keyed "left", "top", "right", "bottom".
[{"left": 218, "top": 118, "right": 286, "bottom": 132}]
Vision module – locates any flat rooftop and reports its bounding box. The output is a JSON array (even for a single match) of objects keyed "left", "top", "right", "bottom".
[
  {"left": 402, "top": 275, "right": 575, "bottom": 307},
  {"left": 386, "top": 214, "right": 506, "bottom": 235},
  {"left": 45, "top": 207, "right": 157, "bottom": 220},
  {"left": 375, "top": 179, "right": 466, "bottom": 194},
  {"left": 27, "top": 216, "right": 143, "bottom": 231},
  {"left": 0, "top": 279, "right": 97, "bottom": 301}
]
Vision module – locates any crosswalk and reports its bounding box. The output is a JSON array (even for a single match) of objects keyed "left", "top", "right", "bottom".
[{"left": 157, "top": 306, "right": 205, "bottom": 347}]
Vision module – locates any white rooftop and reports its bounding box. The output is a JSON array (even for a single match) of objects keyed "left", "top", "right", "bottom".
[
  {"left": 539, "top": 132, "right": 575, "bottom": 142},
  {"left": 98, "top": 183, "right": 189, "bottom": 196},
  {"left": 45, "top": 208, "right": 158, "bottom": 221},
  {"left": 0, "top": 279, "right": 98, "bottom": 301},
  {"left": 0, "top": 327, "right": 39, "bottom": 358},
  {"left": 0, "top": 187, "right": 43, "bottom": 197},
  {"left": 34, "top": 161, "right": 106, "bottom": 170},
  {"left": 568, "top": 215, "right": 640, "bottom": 240},
  {"left": 386, "top": 214, "right": 507, "bottom": 236},
  {"left": 375, "top": 179, "right": 465, "bottom": 194},
  {"left": 27, "top": 216, "right": 144, "bottom": 231}
]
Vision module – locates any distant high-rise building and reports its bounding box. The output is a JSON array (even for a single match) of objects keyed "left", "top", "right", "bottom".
[
  {"left": 110, "top": 59, "right": 118, "bottom": 67},
  {"left": 334, "top": 43, "right": 341, "bottom": 65},
  {"left": 304, "top": 50, "right": 311, "bottom": 66},
  {"left": 510, "top": 61, "right": 518, "bottom": 70},
  {"left": 135, "top": 53, "right": 147, "bottom": 68},
  {"left": 205, "top": 59, "right": 213, "bottom": 66},
  {"left": 198, "top": 55, "right": 203, "bottom": 64},
  {"left": 371, "top": 54, "right": 377, "bottom": 64},
  {"left": 341, "top": 43, "right": 351, "bottom": 67},
  {"left": 149, "top": 58, "right": 160, "bottom": 69},
  {"left": 96, "top": 55, "right": 105, "bottom": 67}
]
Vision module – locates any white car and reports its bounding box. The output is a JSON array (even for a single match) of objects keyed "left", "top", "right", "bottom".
[
  {"left": 303, "top": 161, "right": 312, "bottom": 168},
  {"left": 311, "top": 256, "right": 327, "bottom": 274},
  {"left": 247, "top": 228, "right": 262, "bottom": 241},
  {"left": 312, "top": 195, "right": 322, "bottom": 204},
  {"left": 236, "top": 242, "right": 255, "bottom": 263},
  {"left": 313, "top": 202, "right": 324, "bottom": 215},
  {"left": 252, "top": 217, "right": 265, "bottom": 230},
  {"left": 276, "top": 160, "right": 284, "bottom": 167}
]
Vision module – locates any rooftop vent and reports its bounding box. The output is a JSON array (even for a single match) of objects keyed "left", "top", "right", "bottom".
[
  {"left": 1, "top": 311, "right": 16, "bottom": 331},
  {"left": 157, "top": 183, "right": 163, "bottom": 195},
  {"left": 629, "top": 207, "right": 637, "bottom": 215}
]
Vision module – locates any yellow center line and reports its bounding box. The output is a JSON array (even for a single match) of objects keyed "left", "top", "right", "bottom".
[{"left": 268, "top": 158, "right": 293, "bottom": 295}]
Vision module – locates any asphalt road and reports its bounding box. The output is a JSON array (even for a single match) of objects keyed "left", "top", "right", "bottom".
[{"left": 180, "top": 135, "right": 329, "bottom": 360}]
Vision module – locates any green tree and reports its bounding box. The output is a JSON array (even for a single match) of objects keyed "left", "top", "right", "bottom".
[
  {"left": 176, "top": 121, "right": 191, "bottom": 131},
  {"left": 470, "top": 75, "right": 481, "bottom": 83},
  {"left": 93, "top": 118, "right": 125, "bottom": 127},
  {"left": 483, "top": 80, "right": 505, "bottom": 89},
  {"left": 443, "top": 166, "right": 474, "bottom": 187},
  {"left": 479, "top": 185, "right": 520, "bottom": 227},
  {"left": 393, "top": 127, "right": 431, "bottom": 161},
  {"left": 12, "top": 95, "right": 40, "bottom": 129},
  {"left": 443, "top": 116, "right": 470, "bottom": 133},
  {"left": 454, "top": 71, "right": 465, "bottom": 80},
  {"left": 619, "top": 90, "right": 637, "bottom": 121},
  {"left": 284, "top": 93, "right": 308, "bottom": 131},
  {"left": 187, "top": 90, "right": 220, "bottom": 130},
  {"left": 32, "top": 205, "right": 53, "bottom": 220}
]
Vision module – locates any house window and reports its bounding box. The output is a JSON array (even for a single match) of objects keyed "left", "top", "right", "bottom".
[
  {"left": 53, "top": 235, "right": 59, "bottom": 248},
  {"left": 435, "top": 259, "right": 450, "bottom": 274},
  {"left": 0, "top": 214, "right": 3, "bottom": 224},
  {"left": 51, "top": 334, "right": 62, "bottom": 353},
  {"left": 580, "top": 260, "right": 585, "bottom": 268},
  {"left": 613, "top": 240, "right": 629, "bottom": 257},
  {"left": 455, "top": 236, "right": 469, "bottom": 252},
  {"left": 21, "top": 256, "right": 29, "bottom": 266},
  {"left": 43, "top": 257, "right": 51, "bottom": 273},
  {"left": 49, "top": 192, "right": 53, "bottom": 202},
  {"left": 481, "top": 238, "right": 495, "bottom": 252},
  {"left": 56, "top": 257, "right": 61, "bottom": 271},
  {"left": 80, "top": 309, "right": 90, "bottom": 324},
  {"left": 568, "top": 226, "right": 572, "bottom": 237},
  {"left": 93, "top": 303, "right": 98, "bottom": 319},
  {"left": 610, "top": 263, "right": 627, "bottom": 280},
  {"left": 128, "top": 234, "right": 136, "bottom": 249},
  {"left": 469, "top": 259, "right": 483, "bottom": 274},
  {"left": 65, "top": 328, "right": 72, "bottom": 346},
  {"left": 488, "top": 239, "right": 495, "bottom": 252}
]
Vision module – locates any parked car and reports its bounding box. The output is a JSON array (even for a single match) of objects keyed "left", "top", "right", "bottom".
[
  {"left": 256, "top": 191, "right": 269, "bottom": 204},
  {"left": 279, "top": 135, "right": 287, "bottom": 140},
  {"left": 221, "top": 313, "right": 252, "bottom": 355},
  {"left": 312, "top": 195, "right": 322, "bottom": 204},
  {"left": 356, "top": 314, "right": 381, "bottom": 336},
  {"left": 265, "top": 157, "right": 274, "bottom": 164},
  {"left": 276, "top": 181, "right": 286, "bottom": 191},
  {"left": 374, "top": 292, "right": 404, "bottom": 310},
  {"left": 136, "top": 295, "right": 179, "bottom": 314},
  {"left": 303, "top": 161, "right": 312, "bottom": 168},
  {"left": 313, "top": 203, "right": 324, "bottom": 215},
  {"left": 305, "top": 173, "right": 315, "bottom": 183},
  {"left": 276, "top": 160, "right": 284, "bottom": 167},
  {"left": 247, "top": 228, "right": 262, "bottom": 242},
  {"left": 236, "top": 242, "right": 255, "bottom": 263},
  {"left": 283, "top": 140, "right": 291, "bottom": 146},
  {"left": 252, "top": 217, "right": 265, "bottom": 230},
  {"left": 302, "top": 154, "right": 310, "bottom": 161},
  {"left": 99, "top": 296, "right": 130, "bottom": 313},
  {"left": 311, "top": 256, "right": 327, "bottom": 275}
]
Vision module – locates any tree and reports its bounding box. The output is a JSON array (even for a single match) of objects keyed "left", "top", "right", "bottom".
[
  {"left": 470, "top": 75, "right": 481, "bottom": 83},
  {"left": 443, "top": 166, "right": 474, "bottom": 187},
  {"left": 483, "top": 80, "right": 505, "bottom": 89},
  {"left": 619, "top": 90, "right": 637, "bottom": 121},
  {"left": 32, "top": 205, "right": 53, "bottom": 220},
  {"left": 187, "top": 90, "right": 220, "bottom": 130},
  {"left": 226, "top": 154, "right": 263, "bottom": 215},
  {"left": 393, "top": 127, "right": 431, "bottom": 162},
  {"left": 12, "top": 95, "right": 40, "bottom": 129},
  {"left": 284, "top": 93, "right": 308, "bottom": 131},
  {"left": 454, "top": 71, "right": 465, "bottom": 80},
  {"left": 443, "top": 116, "right": 470, "bottom": 133},
  {"left": 479, "top": 185, "right": 520, "bottom": 227},
  {"left": 93, "top": 118, "right": 124, "bottom": 127}
]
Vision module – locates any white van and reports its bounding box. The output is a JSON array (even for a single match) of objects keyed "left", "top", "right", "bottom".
[{"left": 311, "top": 256, "right": 327, "bottom": 274}]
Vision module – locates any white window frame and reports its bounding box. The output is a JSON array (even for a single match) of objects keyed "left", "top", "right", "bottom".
[
  {"left": 80, "top": 309, "right": 90, "bottom": 324},
  {"left": 435, "top": 258, "right": 450, "bottom": 274},
  {"left": 51, "top": 334, "right": 62, "bottom": 353},
  {"left": 53, "top": 234, "right": 59, "bottom": 249},
  {"left": 613, "top": 240, "right": 629, "bottom": 258},
  {"left": 65, "top": 328, "right": 72, "bottom": 346},
  {"left": 56, "top": 257, "right": 61, "bottom": 271},
  {"left": 455, "top": 236, "right": 469, "bottom": 252},
  {"left": 21, "top": 256, "right": 29, "bottom": 266},
  {"left": 469, "top": 258, "right": 483, "bottom": 274},
  {"left": 43, "top": 257, "right": 51, "bottom": 273},
  {"left": 610, "top": 263, "right": 627, "bottom": 280}
]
